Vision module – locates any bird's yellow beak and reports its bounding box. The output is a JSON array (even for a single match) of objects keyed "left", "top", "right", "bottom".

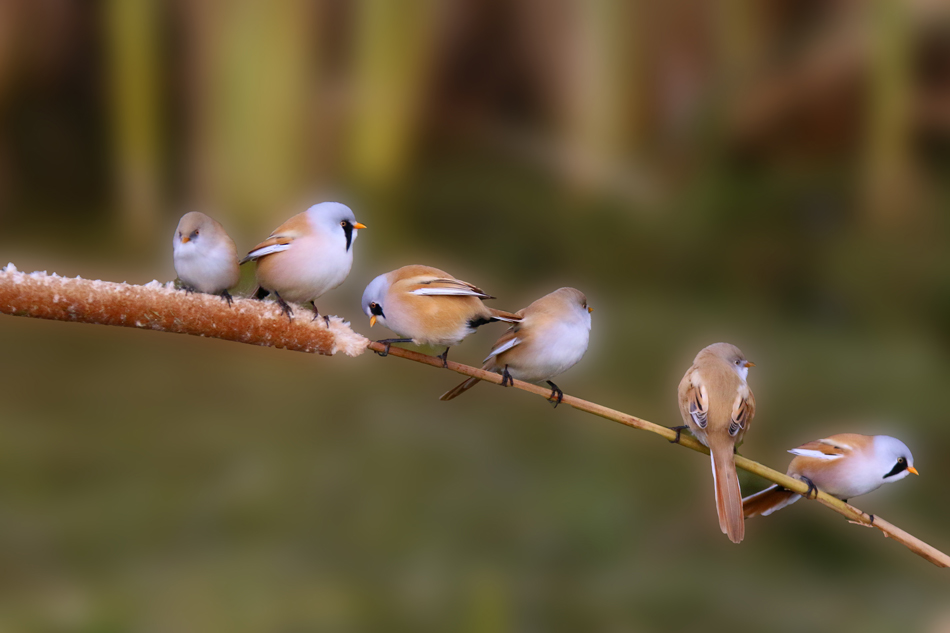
[
  {"left": 181, "top": 236, "right": 190, "bottom": 244},
  {"left": 353, "top": 222, "right": 367, "bottom": 230},
  {"left": 587, "top": 306, "right": 593, "bottom": 313},
  {"left": 369, "top": 315, "right": 377, "bottom": 327},
  {"left": 908, "top": 466, "right": 919, "bottom": 476},
  {"left": 744, "top": 361, "right": 755, "bottom": 368}
]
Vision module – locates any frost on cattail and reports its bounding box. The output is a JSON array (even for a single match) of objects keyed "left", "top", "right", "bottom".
[{"left": 0, "top": 266, "right": 369, "bottom": 357}]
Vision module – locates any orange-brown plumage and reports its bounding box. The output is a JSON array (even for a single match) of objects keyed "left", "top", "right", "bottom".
[{"left": 677, "top": 342, "right": 756, "bottom": 544}]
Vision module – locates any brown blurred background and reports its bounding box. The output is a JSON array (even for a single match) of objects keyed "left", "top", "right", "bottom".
[{"left": 1, "top": 1, "right": 950, "bottom": 631}]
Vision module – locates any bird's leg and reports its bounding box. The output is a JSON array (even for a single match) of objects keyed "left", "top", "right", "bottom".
[
  {"left": 546, "top": 381, "right": 564, "bottom": 407},
  {"left": 220, "top": 289, "right": 234, "bottom": 307},
  {"left": 273, "top": 292, "right": 293, "bottom": 321},
  {"left": 374, "top": 338, "right": 413, "bottom": 357},
  {"left": 254, "top": 287, "right": 270, "bottom": 301},
  {"left": 668, "top": 425, "right": 689, "bottom": 444},
  {"left": 501, "top": 365, "right": 513, "bottom": 387},
  {"left": 182, "top": 285, "right": 196, "bottom": 294},
  {"left": 437, "top": 348, "right": 450, "bottom": 368},
  {"left": 799, "top": 476, "right": 819, "bottom": 500},
  {"left": 310, "top": 301, "right": 330, "bottom": 326}
]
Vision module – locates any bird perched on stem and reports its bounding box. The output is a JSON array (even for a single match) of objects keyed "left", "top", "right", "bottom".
[
  {"left": 241, "top": 202, "right": 366, "bottom": 323},
  {"left": 676, "top": 342, "right": 756, "bottom": 544},
  {"left": 361, "top": 265, "right": 521, "bottom": 367},
  {"left": 173, "top": 211, "right": 241, "bottom": 306},
  {"left": 743, "top": 433, "right": 918, "bottom": 517},
  {"left": 440, "top": 287, "right": 592, "bottom": 406}
]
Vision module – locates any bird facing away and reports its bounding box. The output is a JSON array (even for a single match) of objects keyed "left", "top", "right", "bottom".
[
  {"left": 173, "top": 211, "right": 241, "bottom": 305},
  {"left": 743, "top": 433, "right": 918, "bottom": 517},
  {"left": 677, "top": 342, "right": 756, "bottom": 544},
  {"left": 361, "top": 264, "right": 521, "bottom": 367},
  {"left": 440, "top": 287, "right": 592, "bottom": 406},
  {"left": 241, "top": 202, "right": 366, "bottom": 321}
]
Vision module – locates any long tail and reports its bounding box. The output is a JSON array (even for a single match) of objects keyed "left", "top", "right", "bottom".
[
  {"left": 709, "top": 439, "right": 744, "bottom": 544},
  {"left": 440, "top": 376, "right": 482, "bottom": 401},
  {"left": 742, "top": 485, "right": 801, "bottom": 518},
  {"left": 488, "top": 308, "right": 522, "bottom": 323}
]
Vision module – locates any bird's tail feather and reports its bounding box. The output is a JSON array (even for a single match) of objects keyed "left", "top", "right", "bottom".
[
  {"left": 439, "top": 376, "right": 482, "bottom": 401},
  {"left": 488, "top": 308, "right": 522, "bottom": 323},
  {"left": 710, "top": 441, "right": 745, "bottom": 544},
  {"left": 742, "top": 485, "right": 801, "bottom": 518}
]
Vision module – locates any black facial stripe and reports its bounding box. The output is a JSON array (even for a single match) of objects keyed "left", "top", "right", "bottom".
[
  {"left": 370, "top": 303, "right": 384, "bottom": 318},
  {"left": 342, "top": 222, "right": 353, "bottom": 251},
  {"left": 883, "top": 460, "right": 908, "bottom": 479}
]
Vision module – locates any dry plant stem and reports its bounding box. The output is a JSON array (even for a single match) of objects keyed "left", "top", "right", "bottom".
[
  {"left": 0, "top": 269, "right": 945, "bottom": 568},
  {"left": 366, "top": 341, "right": 950, "bottom": 569},
  {"left": 0, "top": 269, "right": 368, "bottom": 357}
]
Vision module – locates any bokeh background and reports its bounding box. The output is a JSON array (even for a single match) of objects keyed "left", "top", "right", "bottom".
[{"left": 1, "top": 1, "right": 950, "bottom": 630}]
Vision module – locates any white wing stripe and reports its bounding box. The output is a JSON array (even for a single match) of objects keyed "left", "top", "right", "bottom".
[
  {"left": 484, "top": 338, "right": 520, "bottom": 362},
  {"left": 788, "top": 448, "right": 844, "bottom": 460},
  {"left": 410, "top": 288, "right": 489, "bottom": 298},
  {"left": 245, "top": 244, "right": 292, "bottom": 260}
]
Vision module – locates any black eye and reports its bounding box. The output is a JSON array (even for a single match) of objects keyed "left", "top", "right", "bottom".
[
  {"left": 898, "top": 457, "right": 906, "bottom": 464},
  {"left": 369, "top": 302, "right": 376, "bottom": 308},
  {"left": 194, "top": 229, "right": 199, "bottom": 235},
  {"left": 340, "top": 221, "right": 347, "bottom": 227}
]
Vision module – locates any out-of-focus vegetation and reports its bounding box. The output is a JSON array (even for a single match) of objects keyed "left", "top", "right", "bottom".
[{"left": 1, "top": 1, "right": 950, "bottom": 630}]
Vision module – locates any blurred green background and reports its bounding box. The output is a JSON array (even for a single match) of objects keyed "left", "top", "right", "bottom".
[{"left": 1, "top": 1, "right": 950, "bottom": 631}]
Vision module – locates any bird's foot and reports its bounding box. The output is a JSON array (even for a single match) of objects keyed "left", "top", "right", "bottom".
[
  {"left": 274, "top": 293, "right": 293, "bottom": 321},
  {"left": 501, "top": 366, "right": 513, "bottom": 387},
  {"left": 438, "top": 348, "right": 450, "bottom": 368},
  {"left": 220, "top": 289, "right": 234, "bottom": 307},
  {"left": 546, "top": 381, "right": 563, "bottom": 408},
  {"left": 668, "top": 425, "right": 689, "bottom": 444},
  {"left": 182, "top": 285, "right": 196, "bottom": 294},
  {"left": 374, "top": 338, "right": 413, "bottom": 358},
  {"left": 799, "top": 476, "right": 819, "bottom": 500},
  {"left": 310, "top": 301, "right": 330, "bottom": 327}
]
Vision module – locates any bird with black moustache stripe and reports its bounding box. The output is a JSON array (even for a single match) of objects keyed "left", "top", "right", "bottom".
[
  {"left": 242, "top": 202, "right": 366, "bottom": 322},
  {"left": 743, "top": 433, "right": 918, "bottom": 517},
  {"left": 677, "top": 342, "right": 757, "bottom": 544},
  {"left": 361, "top": 265, "right": 521, "bottom": 367},
  {"left": 439, "top": 287, "right": 592, "bottom": 406}
]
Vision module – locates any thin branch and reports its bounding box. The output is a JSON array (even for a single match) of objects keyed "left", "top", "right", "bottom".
[
  {"left": 366, "top": 342, "right": 950, "bottom": 568},
  {"left": 1, "top": 267, "right": 947, "bottom": 568}
]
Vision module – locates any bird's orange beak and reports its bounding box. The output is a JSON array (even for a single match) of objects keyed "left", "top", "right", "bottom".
[
  {"left": 587, "top": 306, "right": 593, "bottom": 313},
  {"left": 369, "top": 315, "right": 377, "bottom": 327},
  {"left": 744, "top": 361, "right": 755, "bottom": 368},
  {"left": 908, "top": 466, "right": 919, "bottom": 476},
  {"left": 353, "top": 222, "right": 367, "bottom": 230},
  {"left": 181, "top": 236, "right": 190, "bottom": 244}
]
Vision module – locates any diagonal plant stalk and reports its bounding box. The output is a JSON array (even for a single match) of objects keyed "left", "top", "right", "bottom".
[{"left": 1, "top": 267, "right": 947, "bottom": 568}]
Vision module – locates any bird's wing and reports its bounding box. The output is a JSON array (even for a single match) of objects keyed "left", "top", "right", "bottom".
[
  {"left": 241, "top": 213, "right": 310, "bottom": 263},
  {"left": 241, "top": 235, "right": 294, "bottom": 263},
  {"left": 729, "top": 387, "right": 755, "bottom": 437},
  {"left": 681, "top": 376, "right": 709, "bottom": 429},
  {"left": 483, "top": 331, "right": 521, "bottom": 362},
  {"left": 788, "top": 437, "right": 852, "bottom": 460},
  {"left": 407, "top": 277, "right": 494, "bottom": 299}
]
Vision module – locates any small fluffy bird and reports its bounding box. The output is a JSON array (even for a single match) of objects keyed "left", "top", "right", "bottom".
[
  {"left": 743, "top": 433, "right": 918, "bottom": 517},
  {"left": 677, "top": 342, "right": 756, "bottom": 544},
  {"left": 173, "top": 211, "right": 241, "bottom": 305},
  {"left": 361, "top": 265, "right": 521, "bottom": 366},
  {"left": 241, "top": 202, "right": 366, "bottom": 321},
  {"left": 440, "top": 287, "right": 592, "bottom": 406}
]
